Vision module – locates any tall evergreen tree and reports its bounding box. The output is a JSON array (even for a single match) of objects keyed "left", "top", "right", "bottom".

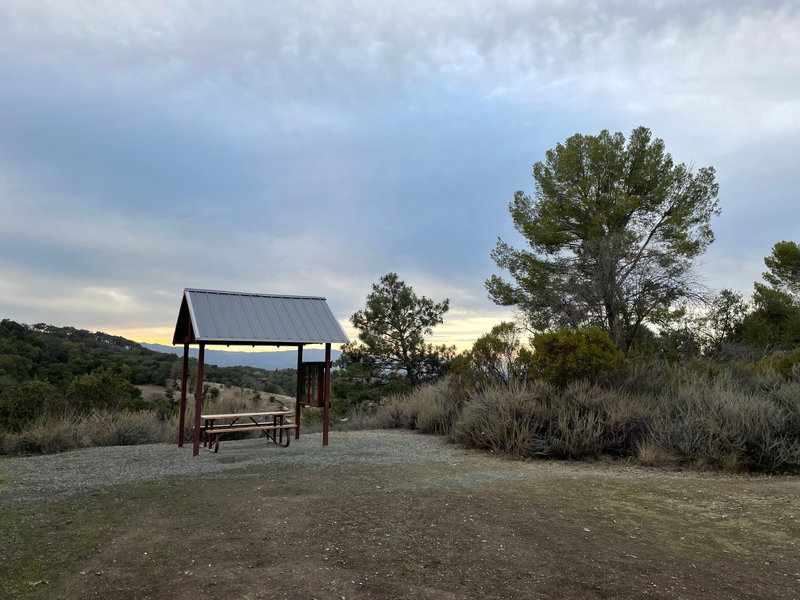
[{"left": 487, "top": 126, "right": 720, "bottom": 352}]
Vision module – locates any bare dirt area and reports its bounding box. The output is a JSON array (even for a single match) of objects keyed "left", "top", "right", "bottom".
[{"left": 1, "top": 431, "right": 799, "bottom": 599}]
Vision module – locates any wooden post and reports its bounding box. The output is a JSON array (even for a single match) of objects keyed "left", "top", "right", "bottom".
[
  {"left": 295, "top": 345, "right": 303, "bottom": 439},
  {"left": 178, "top": 343, "right": 189, "bottom": 447},
  {"left": 192, "top": 343, "right": 205, "bottom": 457},
  {"left": 323, "top": 343, "right": 331, "bottom": 446}
]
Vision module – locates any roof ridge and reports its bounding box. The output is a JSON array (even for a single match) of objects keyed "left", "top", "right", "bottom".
[{"left": 184, "top": 288, "right": 326, "bottom": 301}]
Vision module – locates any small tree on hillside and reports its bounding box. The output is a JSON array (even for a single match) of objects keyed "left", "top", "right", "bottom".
[
  {"left": 451, "top": 322, "right": 531, "bottom": 385},
  {"left": 337, "top": 273, "right": 453, "bottom": 397}
]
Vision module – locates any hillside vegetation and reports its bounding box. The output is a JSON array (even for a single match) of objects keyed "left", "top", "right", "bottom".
[{"left": 0, "top": 319, "right": 297, "bottom": 442}]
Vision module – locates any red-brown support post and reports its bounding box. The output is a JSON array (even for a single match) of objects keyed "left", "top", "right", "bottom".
[
  {"left": 192, "top": 343, "right": 205, "bottom": 457},
  {"left": 323, "top": 343, "right": 331, "bottom": 446},
  {"left": 295, "top": 345, "right": 303, "bottom": 439},
  {"left": 178, "top": 343, "right": 189, "bottom": 447}
]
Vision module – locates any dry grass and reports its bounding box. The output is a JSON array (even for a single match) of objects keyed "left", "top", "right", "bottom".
[
  {"left": 373, "top": 380, "right": 463, "bottom": 435},
  {"left": 0, "top": 382, "right": 295, "bottom": 455},
  {"left": 0, "top": 410, "right": 174, "bottom": 455},
  {"left": 647, "top": 371, "right": 800, "bottom": 472}
]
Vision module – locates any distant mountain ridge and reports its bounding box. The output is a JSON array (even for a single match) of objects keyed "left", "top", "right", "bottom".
[{"left": 142, "top": 343, "right": 342, "bottom": 370}]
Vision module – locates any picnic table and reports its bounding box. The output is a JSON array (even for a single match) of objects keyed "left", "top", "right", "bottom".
[{"left": 200, "top": 410, "right": 296, "bottom": 453}]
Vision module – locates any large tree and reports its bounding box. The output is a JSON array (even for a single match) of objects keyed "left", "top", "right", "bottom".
[
  {"left": 487, "top": 126, "right": 720, "bottom": 352},
  {"left": 339, "top": 273, "right": 452, "bottom": 390}
]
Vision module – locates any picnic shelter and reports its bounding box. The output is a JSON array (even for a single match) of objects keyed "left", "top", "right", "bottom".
[{"left": 172, "top": 288, "right": 350, "bottom": 456}]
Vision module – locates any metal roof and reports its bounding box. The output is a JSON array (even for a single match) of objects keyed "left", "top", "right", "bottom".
[{"left": 172, "top": 288, "right": 350, "bottom": 345}]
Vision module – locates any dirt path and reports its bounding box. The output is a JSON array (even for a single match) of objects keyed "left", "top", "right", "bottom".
[{"left": 1, "top": 431, "right": 799, "bottom": 599}]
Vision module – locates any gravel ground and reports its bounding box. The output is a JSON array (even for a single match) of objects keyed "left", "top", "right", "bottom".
[{"left": 0, "top": 431, "right": 463, "bottom": 507}]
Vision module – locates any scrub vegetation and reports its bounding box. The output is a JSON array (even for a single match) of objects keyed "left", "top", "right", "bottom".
[{"left": 373, "top": 364, "right": 800, "bottom": 474}]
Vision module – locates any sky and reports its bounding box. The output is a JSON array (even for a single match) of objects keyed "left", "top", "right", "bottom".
[{"left": 1, "top": 0, "right": 798, "bottom": 352}]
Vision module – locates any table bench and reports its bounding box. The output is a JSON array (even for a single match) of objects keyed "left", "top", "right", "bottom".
[{"left": 200, "top": 411, "right": 296, "bottom": 453}]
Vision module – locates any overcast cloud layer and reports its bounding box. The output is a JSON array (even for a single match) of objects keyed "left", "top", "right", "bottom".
[{"left": 1, "top": 1, "right": 798, "bottom": 349}]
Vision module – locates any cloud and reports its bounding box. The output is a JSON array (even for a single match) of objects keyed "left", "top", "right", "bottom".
[{"left": 0, "top": 0, "right": 798, "bottom": 345}]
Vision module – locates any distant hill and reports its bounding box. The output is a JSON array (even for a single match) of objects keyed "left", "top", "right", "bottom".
[
  {"left": 142, "top": 343, "right": 342, "bottom": 370},
  {"left": 0, "top": 319, "right": 178, "bottom": 390},
  {"left": 0, "top": 319, "right": 311, "bottom": 395}
]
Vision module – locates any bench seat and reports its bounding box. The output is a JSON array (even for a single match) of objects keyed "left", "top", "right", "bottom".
[{"left": 204, "top": 423, "right": 296, "bottom": 435}]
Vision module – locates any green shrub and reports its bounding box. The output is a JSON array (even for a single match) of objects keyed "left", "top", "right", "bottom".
[
  {"left": 529, "top": 327, "right": 626, "bottom": 386},
  {"left": 776, "top": 348, "right": 800, "bottom": 380},
  {"left": 66, "top": 368, "right": 141, "bottom": 412},
  {"left": 0, "top": 381, "right": 63, "bottom": 432}
]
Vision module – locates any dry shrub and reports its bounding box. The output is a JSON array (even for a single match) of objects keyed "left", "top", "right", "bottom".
[
  {"left": 636, "top": 441, "right": 678, "bottom": 467},
  {"left": 414, "top": 381, "right": 463, "bottom": 436},
  {"left": 453, "top": 380, "right": 649, "bottom": 460},
  {"left": 214, "top": 385, "right": 261, "bottom": 413},
  {"left": 170, "top": 402, "right": 196, "bottom": 444},
  {"left": 376, "top": 392, "right": 418, "bottom": 429},
  {"left": 646, "top": 369, "right": 800, "bottom": 473},
  {"left": 166, "top": 387, "right": 281, "bottom": 445},
  {"left": 334, "top": 408, "right": 382, "bottom": 431},
  {"left": 367, "top": 364, "right": 800, "bottom": 473},
  {"left": 0, "top": 409, "right": 173, "bottom": 455},
  {"left": 1, "top": 418, "right": 78, "bottom": 455},
  {"left": 553, "top": 382, "right": 648, "bottom": 457},
  {"left": 299, "top": 406, "right": 383, "bottom": 433},
  {"left": 375, "top": 379, "right": 464, "bottom": 435},
  {"left": 76, "top": 411, "right": 173, "bottom": 447},
  {"left": 453, "top": 382, "right": 548, "bottom": 457},
  {"left": 408, "top": 385, "right": 441, "bottom": 433}
]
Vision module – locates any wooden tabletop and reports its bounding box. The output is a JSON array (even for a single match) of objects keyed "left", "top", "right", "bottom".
[{"left": 200, "top": 410, "right": 293, "bottom": 420}]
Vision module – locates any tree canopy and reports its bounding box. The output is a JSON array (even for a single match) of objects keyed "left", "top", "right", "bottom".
[
  {"left": 762, "top": 240, "right": 800, "bottom": 299},
  {"left": 487, "top": 126, "right": 720, "bottom": 352},
  {"left": 736, "top": 240, "right": 800, "bottom": 351}
]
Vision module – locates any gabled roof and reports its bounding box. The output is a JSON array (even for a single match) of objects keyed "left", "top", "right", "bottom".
[{"left": 172, "top": 288, "right": 349, "bottom": 346}]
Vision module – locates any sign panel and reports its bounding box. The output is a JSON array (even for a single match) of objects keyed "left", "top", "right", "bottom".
[{"left": 300, "top": 361, "right": 326, "bottom": 407}]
